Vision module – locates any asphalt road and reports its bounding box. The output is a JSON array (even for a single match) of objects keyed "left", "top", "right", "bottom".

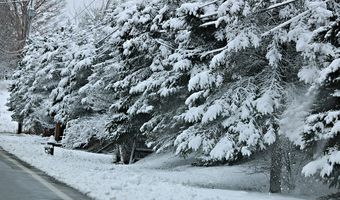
[{"left": 0, "top": 148, "right": 92, "bottom": 200}]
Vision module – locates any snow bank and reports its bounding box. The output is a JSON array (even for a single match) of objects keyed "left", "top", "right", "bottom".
[
  {"left": 0, "top": 81, "right": 17, "bottom": 133},
  {"left": 0, "top": 134, "right": 310, "bottom": 200}
]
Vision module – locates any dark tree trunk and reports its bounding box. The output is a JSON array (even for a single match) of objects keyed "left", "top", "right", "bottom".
[
  {"left": 54, "top": 122, "right": 64, "bottom": 142},
  {"left": 17, "top": 121, "right": 22, "bottom": 134},
  {"left": 270, "top": 137, "right": 282, "bottom": 193}
]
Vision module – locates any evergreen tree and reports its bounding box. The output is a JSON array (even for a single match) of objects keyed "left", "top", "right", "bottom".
[{"left": 301, "top": 4, "right": 340, "bottom": 188}]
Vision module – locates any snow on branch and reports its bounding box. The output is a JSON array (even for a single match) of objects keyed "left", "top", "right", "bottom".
[
  {"left": 256, "top": 0, "right": 300, "bottom": 13},
  {"left": 155, "top": 39, "right": 176, "bottom": 50},
  {"left": 199, "top": 0, "right": 300, "bottom": 23},
  {"left": 200, "top": 46, "right": 227, "bottom": 58},
  {"left": 95, "top": 27, "right": 119, "bottom": 46},
  {"left": 200, "top": 11, "right": 218, "bottom": 19},
  {"left": 261, "top": 10, "right": 310, "bottom": 37},
  {"left": 199, "top": 0, "right": 220, "bottom": 9},
  {"left": 200, "top": 20, "right": 218, "bottom": 27}
]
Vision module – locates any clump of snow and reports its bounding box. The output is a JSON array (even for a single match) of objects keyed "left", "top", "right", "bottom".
[
  {"left": 188, "top": 71, "right": 223, "bottom": 92},
  {"left": 47, "top": 135, "right": 57, "bottom": 144},
  {"left": 263, "top": 125, "right": 276, "bottom": 145},
  {"left": 202, "top": 103, "right": 223, "bottom": 123},
  {"left": 318, "top": 58, "right": 340, "bottom": 83},
  {"left": 0, "top": 81, "right": 17, "bottom": 133},
  {"left": 210, "top": 136, "right": 235, "bottom": 160},
  {"left": 298, "top": 66, "right": 320, "bottom": 84},
  {"left": 179, "top": 105, "right": 205, "bottom": 123},
  {"left": 255, "top": 91, "right": 275, "bottom": 114},
  {"left": 303, "top": 148, "right": 340, "bottom": 178},
  {"left": 177, "top": 3, "right": 201, "bottom": 17}
]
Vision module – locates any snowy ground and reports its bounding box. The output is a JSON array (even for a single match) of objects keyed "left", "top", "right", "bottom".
[
  {"left": 0, "top": 134, "right": 316, "bottom": 200},
  {"left": 0, "top": 81, "right": 17, "bottom": 133}
]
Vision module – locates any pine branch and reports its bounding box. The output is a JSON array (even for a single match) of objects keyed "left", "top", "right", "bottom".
[
  {"left": 199, "top": 20, "right": 218, "bottom": 27},
  {"left": 200, "top": 11, "right": 218, "bottom": 19},
  {"left": 155, "top": 39, "right": 176, "bottom": 50},
  {"left": 95, "top": 27, "right": 119, "bottom": 46},
  {"left": 261, "top": 10, "right": 310, "bottom": 37},
  {"left": 199, "top": 0, "right": 301, "bottom": 27},
  {"left": 255, "top": 0, "right": 300, "bottom": 14},
  {"left": 199, "top": 0, "right": 220, "bottom": 9},
  {"left": 200, "top": 46, "right": 227, "bottom": 58}
]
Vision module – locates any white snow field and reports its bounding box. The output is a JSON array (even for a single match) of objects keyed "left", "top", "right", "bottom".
[
  {"left": 0, "top": 134, "right": 313, "bottom": 200},
  {"left": 0, "top": 81, "right": 17, "bottom": 133}
]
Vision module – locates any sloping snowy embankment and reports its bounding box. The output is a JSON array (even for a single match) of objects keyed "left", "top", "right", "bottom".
[
  {"left": 0, "top": 81, "right": 17, "bottom": 133},
  {"left": 0, "top": 134, "right": 310, "bottom": 200}
]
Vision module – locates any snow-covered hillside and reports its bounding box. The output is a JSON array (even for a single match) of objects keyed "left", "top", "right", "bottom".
[{"left": 0, "top": 81, "right": 17, "bottom": 133}]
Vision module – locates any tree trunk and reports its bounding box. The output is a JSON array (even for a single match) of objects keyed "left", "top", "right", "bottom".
[
  {"left": 119, "top": 145, "right": 126, "bottom": 164},
  {"left": 17, "top": 121, "right": 22, "bottom": 134},
  {"left": 129, "top": 139, "right": 136, "bottom": 164},
  {"left": 270, "top": 136, "right": 282, "bottom": 193},
  {"left": 54, "top": 122, "right": 64, "bottom": 142}
]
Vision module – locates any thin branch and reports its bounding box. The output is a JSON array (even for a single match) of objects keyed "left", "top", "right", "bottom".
[
  {"left": 0, "top": 0, "right": 28, "bottom": 3},
  {"left": 199, "top": 0, "right": 219, "bottom": 9},
  {"left": 200, "top": 11, "right": 218, "bottom": 19},
  {"left": 255, "top": 0, "right": 300, "bottom": 14},
  {"left": 198, "top": 0, "right": 301, "bottom": 26},
  {"left": 200, "top": 46, "right": 227, "bottom": 58},
  {"left": 155, "top": 39, "right": 176, "bottom": 50},
  {"left": 200, "top": 20, "right": 218, "bottom": 27},
  {"left": 95, "top": 27, "right": 119, "bottom": 46},
  {"left": 261, "top": 10, "right": 310, "bottom": 37}
]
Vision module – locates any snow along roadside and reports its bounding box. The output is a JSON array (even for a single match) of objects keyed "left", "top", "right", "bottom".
[{"left": 0, "top": 134, "right": 309, "bottom": 200}]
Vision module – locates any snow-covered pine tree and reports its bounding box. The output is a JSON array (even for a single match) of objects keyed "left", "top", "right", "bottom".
[
  {"left": 300, "top": 1, "right": 340, "bottom": 188},
  {"left": 7, "top": 0, "right": 67, "bottom": 134},
  {"left": 22, "top": 30, "right": 68, "bottom": 134},
  {"left": 94, "top": 0, "right": 166, "bottom": 162},
  {"left": 161, "top": 0, "right": 336, "bottom": 192},
  {"left": 7, "top": 27, "right": 74, "bottom": 135},
  {"left": 128, "top": 1, "right": 194, "bottom": 153},
  {"left": 61, "top": 9, "right": 121, "bottom": 149},
  {"left": 168, "top": 0, "right": 290, "bottom": 168},
  {"left": 7, "top": 43, "right": 39, "bottom": 133},
  {"left": 49, "top": 25, "right": 96, "bottom": 127}
]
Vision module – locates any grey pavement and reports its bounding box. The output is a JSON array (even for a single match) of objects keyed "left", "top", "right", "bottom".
[{"left": 0, "top": 148, "right": 92, "bottom": 200}]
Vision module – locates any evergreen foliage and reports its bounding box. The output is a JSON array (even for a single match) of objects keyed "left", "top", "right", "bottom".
[
  {"left": 8, "top": 0, "right": 340, "bottom": 189},
  {"left": 301, "top": 9, "right": 340, "bottom": 188}
]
